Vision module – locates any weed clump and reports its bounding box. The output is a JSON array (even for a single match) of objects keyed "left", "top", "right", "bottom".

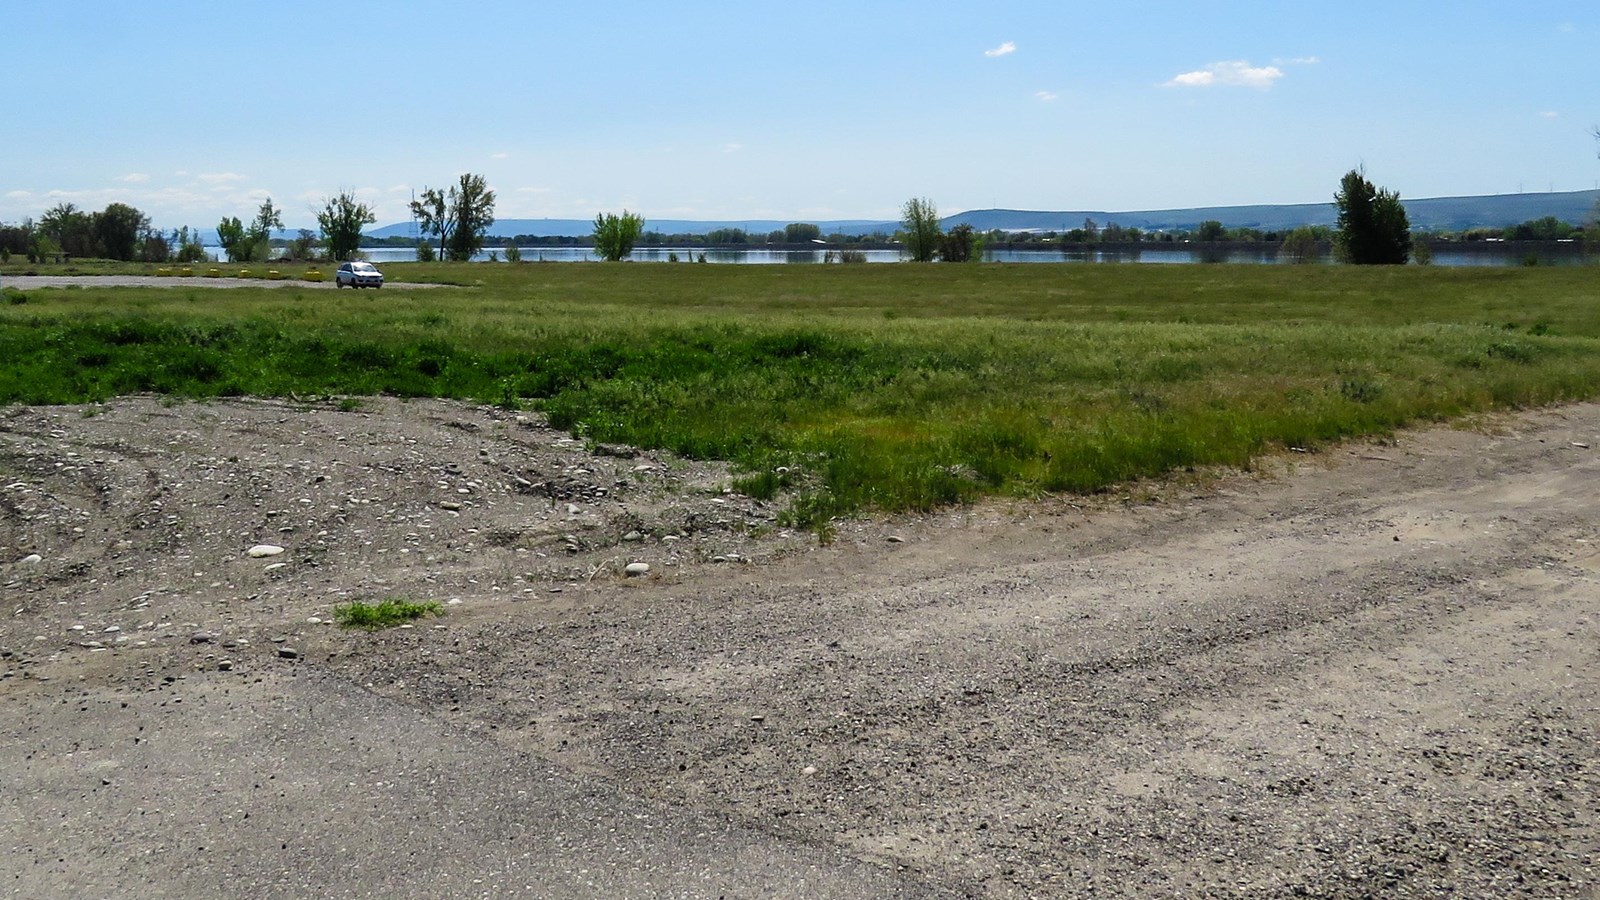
[{"left": 333, "top": 598, "right": 443, "bottom": 629}]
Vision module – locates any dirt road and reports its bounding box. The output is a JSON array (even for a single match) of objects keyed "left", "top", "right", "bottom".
[{"left": 2, "top": 397, "right": 1596, "bottom": 897}]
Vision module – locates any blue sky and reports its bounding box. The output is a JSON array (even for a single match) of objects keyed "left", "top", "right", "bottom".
[{"left": 4, "top": 1, "right": 1596, "bottom": 230}]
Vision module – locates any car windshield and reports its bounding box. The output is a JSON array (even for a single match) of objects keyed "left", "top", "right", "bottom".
[{"left": 353, "top": 263, "right": 378, "bottom": 272}]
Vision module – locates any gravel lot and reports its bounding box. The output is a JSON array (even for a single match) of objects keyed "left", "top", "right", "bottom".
[{"left": 2, "top": 396, "right": 1596, "bottom": 897}]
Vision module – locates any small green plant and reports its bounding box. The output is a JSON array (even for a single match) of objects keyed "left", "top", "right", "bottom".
[
  {"left": 333, "top": 598, "right": 443, "bottom": 629},
  {"left": 416, "top": 242, "right": 436, "bottom": 263},
  {"left": 1488, "top": 340, "right": 1535, "bottom": 363},
  {"left": 3, "top": 288, "right": 25, "bottom": 305},
  {"left": 1339, "top": 376, "right": 1385, "bottom": 404},
  {"left": 504, "top": 243, "right": 522, "bottom": 263}
]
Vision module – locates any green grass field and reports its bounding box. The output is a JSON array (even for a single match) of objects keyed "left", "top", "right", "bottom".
[{"left": 3, "top": 261, "right": 1597, "bottom": 527}]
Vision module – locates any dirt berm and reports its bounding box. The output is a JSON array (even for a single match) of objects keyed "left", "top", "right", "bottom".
[{"left": 2, "top": 397, "right": 1596, "bottom": 898}]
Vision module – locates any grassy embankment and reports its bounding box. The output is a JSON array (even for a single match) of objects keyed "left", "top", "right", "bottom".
[{"left": 2, "top": 262, "right": 1597, "bottom": 528}]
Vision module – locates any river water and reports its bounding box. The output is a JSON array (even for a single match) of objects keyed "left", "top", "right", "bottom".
[{"left": 210, "top": 245, "right": 1590, "bottom": 267}]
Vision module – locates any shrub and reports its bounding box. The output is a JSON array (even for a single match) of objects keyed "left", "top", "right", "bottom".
[
  {"left": 333, "top": 598, "right": 443, "bottom": 629},
  {"left": 1281, "top": 226, "right": 1321, "bottom": 264},
  {"left": 941, "top": 224, "right": 976, "bottom": 263},
  {"left": 594, "top": 211, "right": 645, "bottom": 261}
]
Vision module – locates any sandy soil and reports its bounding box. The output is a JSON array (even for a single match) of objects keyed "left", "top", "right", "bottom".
[{"left": 2, "top": 396, "right": 1596, "bottom": 898}]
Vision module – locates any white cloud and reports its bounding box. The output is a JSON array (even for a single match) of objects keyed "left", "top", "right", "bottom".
[
  {"left": 195, "top": 172, "right": 245, "bottom": 184},
  {"left": 1559, "top": 22, "right": 1575, "bottom": 33},
  {"left": 1539, "top": 110, "right": 1559, "bottom": 118},
  {"left": 723, "top": 143, "right": 744, "bottom": 153},
  {"left": 1272, "top": 56, "right": 1320, "bottom": 66},
  {"left": 118, "top": 173, "right": 150, "bottom": 183},
  {"left": 1035, "top": 90, "right": 1058, "bottom": 102},
  {"left": 984, "top": 41, "right": 1016, "bottom": 58},
  {"left": 1163, "top": 60, "right": 1284, "bottom": 89},
  {"left": 491, "top": 152, "right": 509, "bottom": 159}
]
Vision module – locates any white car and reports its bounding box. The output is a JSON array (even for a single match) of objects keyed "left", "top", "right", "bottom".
[{"left": 335, "top": 261, "right": 384, "bottom": 288}]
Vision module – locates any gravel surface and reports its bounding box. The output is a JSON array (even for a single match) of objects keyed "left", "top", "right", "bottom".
[{"left": 2, "top": 396, "right": 1596, "bottom": 897}]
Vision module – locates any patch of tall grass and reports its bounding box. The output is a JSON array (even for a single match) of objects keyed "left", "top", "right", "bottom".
[{"left": 5, "top": 264, "right": 1600, "bottom": 527}]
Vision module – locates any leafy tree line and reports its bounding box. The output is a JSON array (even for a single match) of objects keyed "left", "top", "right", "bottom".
[
  {"left": 0, "top": 202, "right": 207, "bottom": 264},
  {"left": 4, "top": 161, "right": 1590, "bottom": 268},
  {"left": 0, "top": 173, "right": 496, "bottom": 265}
]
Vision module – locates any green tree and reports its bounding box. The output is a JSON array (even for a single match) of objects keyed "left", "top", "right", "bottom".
[
  {"left": 94, "top": 203, "right": 150, "bottom": 261},
  {"left": 1280, "top": 226, "right": 1322, "bottom": 264},
  {"left": 410, "top": 173, "right": 497, "bottom": 261},
  {"left": 215, "top": 198, "right": 283, "bottom": 263},
  {"left": 285, "top": 228, "right": 320, "bottom": 261},
  {"left": 410, "top": 189, "right": 451, "bottom": 261},
  {"left": 316, "top": 192, "right": 376, "bottom": 261},
  {"left": 216, "top": 216, "right": 250, "bottom": 262},
  {"left": 784, "top": 222, "right": 821, "bottom": 242},
  {"left": 900, "top": 197, "right": 941, "bottom": 262},
  {"left": 252, "top": 198, "right": 283, "bottom": 241},
  {"left": 1503, "top": 216, "right": 1574, "bottom": 241},
  {"left": 0, "top": 221, "right": 33, "bottom": 258},
  {"left": 940, "top": 223, "right": 976, "bottom": 262},
  {"left": 1196, "top": 220, "right": 1227, "bottom": 242},
  {"left": 136, "top": 228, "right": 170, "bottom": 263},
  {"left": 171, "top": 226, "right": 208, "bottom": 263},
  {"left": 1334, "top": 168, "right": 1411, "bottom": 264},
  {"left": 706, "top": 227, "right": 748, "bottom": 244},
  {"left": 39, "top": 203, "right": 96, "bottom": 258},
  {"left": 592, "top": 210, "right": 645, "bottom": 261}
]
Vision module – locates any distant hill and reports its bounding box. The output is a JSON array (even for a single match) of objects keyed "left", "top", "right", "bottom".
[
  {"left": 947, "top": 190, "right": 1600, "bottom": 234},
  {"left": 366, "top": 190, "right": 1600, "bottom": 240}
]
